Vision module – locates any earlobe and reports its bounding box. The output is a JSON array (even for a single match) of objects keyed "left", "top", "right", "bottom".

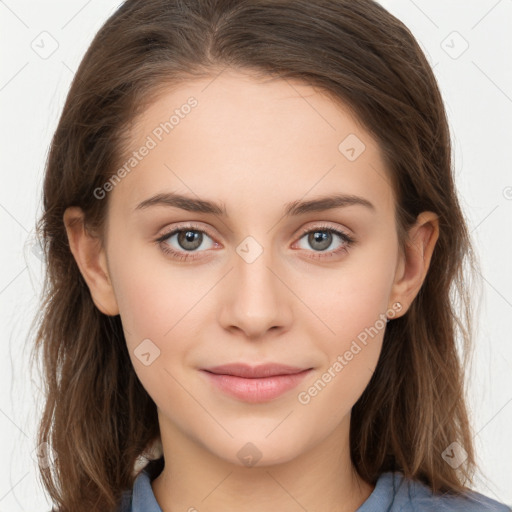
[
  {"left": 389, "top": 211, "right": 440, "bottom": 317},
  {"left": 63, "top": 207, "right": 119, "bottom": 316}
]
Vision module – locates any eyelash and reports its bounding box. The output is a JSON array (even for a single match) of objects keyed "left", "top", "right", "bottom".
[{"left": 154, "top": 222, "right": 356, "bottom": 262}]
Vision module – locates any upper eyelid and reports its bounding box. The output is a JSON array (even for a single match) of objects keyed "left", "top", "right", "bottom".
[
  {"left": 296, "top": 223, "right": 350, "bottom": 236},
  {"left": 157, "top": 222, "right": 216, "bottom": 241}
]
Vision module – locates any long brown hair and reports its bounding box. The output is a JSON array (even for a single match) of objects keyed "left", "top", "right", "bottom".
[{"left": 31, "top": 0, "right": 478, "bottom": 510}]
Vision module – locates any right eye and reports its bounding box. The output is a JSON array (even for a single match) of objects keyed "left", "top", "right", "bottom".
[{"left": 155, "top": 224, "right": 219, "bottom": 261}]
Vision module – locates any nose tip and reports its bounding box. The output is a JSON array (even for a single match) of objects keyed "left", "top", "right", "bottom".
[{"left": 217, "top": 254, "right": 293, "bottom": 339}]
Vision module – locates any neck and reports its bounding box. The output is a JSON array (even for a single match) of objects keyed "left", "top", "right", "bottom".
[{"left": 151, "top": 412, "right": 374, "bottom": 512}]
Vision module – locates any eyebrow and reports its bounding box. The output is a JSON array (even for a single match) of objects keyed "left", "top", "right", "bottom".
[{"left": 134, "top": 192, "right": 375, "bottom": 216}]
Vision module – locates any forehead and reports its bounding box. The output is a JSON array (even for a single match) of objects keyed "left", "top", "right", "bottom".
[{"left": 110, "top": 69, "right": 394, "bottom": 219}]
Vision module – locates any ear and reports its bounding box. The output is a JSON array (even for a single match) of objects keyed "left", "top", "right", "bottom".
[
  {"left": 389, "top": 211, "right": 439, "bottom": 317},
  {"left": 63, "top": 206, "right": 119, "bottom": 316}
]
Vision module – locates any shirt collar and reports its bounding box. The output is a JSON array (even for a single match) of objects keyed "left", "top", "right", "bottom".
[
  {"left": 128, "top": 459, "right": 403, "bottom": 512},
  {"left": 132, "top": 456, "right": 165, "bottom": 512}
]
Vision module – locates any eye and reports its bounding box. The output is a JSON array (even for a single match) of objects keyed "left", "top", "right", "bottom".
[
  {"left": 155, "top": 223, "right": 217, "bottom": 262},
  {"left": 294, "top": 224, "right": 355, "bottom": 259}
]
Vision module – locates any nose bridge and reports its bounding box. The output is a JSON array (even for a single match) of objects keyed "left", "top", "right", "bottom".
[{"left": 218, "top": 233, "right": 292, "bottom": 337}]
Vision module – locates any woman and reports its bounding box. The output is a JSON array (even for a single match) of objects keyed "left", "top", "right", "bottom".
[{"left": 32, "top": 1, "right": 509, "bottom": 510}]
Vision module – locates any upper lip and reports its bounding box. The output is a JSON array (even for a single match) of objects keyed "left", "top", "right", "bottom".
[{"left": 202, "top": 363, "right": 311, "bottom": 378}]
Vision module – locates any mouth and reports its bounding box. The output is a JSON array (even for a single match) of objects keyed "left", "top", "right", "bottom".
[
  {"left": 202, "top": 362, "right": 311, "bottom": 378},
  {"left": 200, "top": 363, "right": 313, "bottom": 403}
]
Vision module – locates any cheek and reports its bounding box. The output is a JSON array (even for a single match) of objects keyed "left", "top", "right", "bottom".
[
  {"left": 295, "top": 268, "right": 391, "bottom": 423},
  {"left": 108, "top": 239, "right": 222, "bottom": 399},
  {"left": 109, "top": 233, "right": 205, "bottom": 341},
  {"left": 310, "top": 238, "right": 397, "bottom": 347},
  {"left": 295, "top": 335, "right": 383, "bottom": 438},
  {"left": 106, "top": 241, "right": 183, "bottom": 385},
  {"left": 294, "top": 236, "right": 396, "bottom": 409},
  {"left": 113, "top": 263, "right": 199, "bottom": 413}
]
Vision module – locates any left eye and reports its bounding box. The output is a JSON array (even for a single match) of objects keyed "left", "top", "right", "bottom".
[{"left": 295, "top": 227, "right": 355, "bottom": 254}]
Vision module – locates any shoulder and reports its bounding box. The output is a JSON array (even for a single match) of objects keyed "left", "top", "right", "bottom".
[{"left": 359, "top": 471, "right": 511, "bottom": 512}]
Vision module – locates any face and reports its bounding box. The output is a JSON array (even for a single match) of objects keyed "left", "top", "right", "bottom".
[{"left": 100, "top": 69, "right": 404, "bottom": 466}]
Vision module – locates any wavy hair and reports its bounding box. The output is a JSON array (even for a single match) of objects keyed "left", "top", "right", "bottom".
[{"left": 31, "top": 0, "right": 478, "bottom": 510}]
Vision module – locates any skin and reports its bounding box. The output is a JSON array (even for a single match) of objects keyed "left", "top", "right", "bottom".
[{"left": 64, "top": 69, "right": 439, "bottom": 512}]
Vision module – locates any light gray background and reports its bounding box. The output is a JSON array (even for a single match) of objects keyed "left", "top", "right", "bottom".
[{"left": 1, "top": 0, "right": 511, "bottom": 510}]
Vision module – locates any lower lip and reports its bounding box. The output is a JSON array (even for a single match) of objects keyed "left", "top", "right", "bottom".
[{"left": 200, "top": 369, "right": 312, "bottom": 403}]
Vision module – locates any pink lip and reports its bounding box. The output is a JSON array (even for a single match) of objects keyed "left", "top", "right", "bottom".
[
  {"left": 200, "top": 363, "right": 312, "bottom": 403},
  {"left": 204, "top": 363, "right": 309, "bottom": 378}
]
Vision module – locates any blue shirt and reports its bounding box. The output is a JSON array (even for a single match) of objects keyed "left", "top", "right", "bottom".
[{"left": 118, "top": 457, "right": 511, "bottom": 511}]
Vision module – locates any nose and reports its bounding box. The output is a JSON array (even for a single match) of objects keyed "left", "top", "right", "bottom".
[{"left": 217, "top": 246, "right": 293, "bottom": 340}]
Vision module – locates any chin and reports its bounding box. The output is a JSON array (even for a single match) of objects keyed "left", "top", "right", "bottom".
[{"left": 212, "top": 433, "right": 308, "bottom": 469}]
